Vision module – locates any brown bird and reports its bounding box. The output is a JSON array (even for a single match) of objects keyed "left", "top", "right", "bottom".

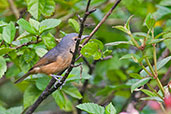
[{"left": 15, "top": 33, "right": 87, "bottom": 84}]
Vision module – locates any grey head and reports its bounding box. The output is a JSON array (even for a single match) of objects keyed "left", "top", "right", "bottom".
[
  {"left": 57, "top": 33, "right": 89, "bottom": 51},
  {"left": 59, "top": 33, "right": 78, "bottom": 49}
]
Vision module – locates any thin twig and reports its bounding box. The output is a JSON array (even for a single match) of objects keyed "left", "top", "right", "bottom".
[
  {"left": 83, "top": 0, "right": 122, "bottom": 45},
  {"left": 15, "top": 40, "right": 41, "bottom": 49}
]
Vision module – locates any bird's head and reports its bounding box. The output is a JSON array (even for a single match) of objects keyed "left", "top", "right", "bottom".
[{"left": 59, "top": 33, "right": 88, "bottom": 49}]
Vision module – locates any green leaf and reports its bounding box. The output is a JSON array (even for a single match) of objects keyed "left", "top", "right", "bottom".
[
  {"left": 0, "top": 21, "right": 7, "bottom": 27},
  {"left": 35, "top": 76, "right": 51, "bottom": 90},
  {"left": 52, "top": 90, "right": 73, "bottom": 111},
  {"left": 140, "top": 97, "right": 163, "bottom": 102},
  {"left": 120, "top": 53, "right": 140, "bottom": 63},
  {"left": 6, "top": 106, "right": 23, "bottom": 114},
  {"left": 157, "top": 56, "right": 171, "bottom": 70},
  {"left": 113, "top": 26, "right": 128, "bottom": 34},
  {"left": 67, "top": 65, "right": 91, "bottom": 82},
  {"left": 0, "top": 48, "right": 14, "bottom": 56},
  {"left": 81, "top": 39, "right": 104, "bottom": 60},
  {"left": 140, "top": 56, "right": 171, "bottom": 76},
  {"left": 129, "top": 73, "right": 143, "bottom": 79},
  {"left": 105, "top": 41, "right": 130, "bottom": 46},
  {"left": 24, "top": 85, "right": 41, "bottom": 108},
  {"left": 131, "top": 77, "right": 151, "bottom": 92},
  {"left": 17, "top": 18, "right": 37, "bottom": 34},
  {"left": 29, "top": 18, "right": 40, "bottom": 31},
  {"left": 105, "top": 102, "right": 116, "bottom": 114},
  {"left": 0, "top": 56, "right": 7, "bottom": 78},
  {"left": 153, "top": 5, "right": 171, "bottom": 20},
  {"left": 2, "top": 22, "right": 16, "bottom": 44},
  {"left": 76, "top": 103, "right": 105, "bottom": 114},
  {"left": 103, "top": 49, "right": 112, "bottom": 57},
  {"left": 39, "top": 19, "right": 61, "bottom": 33},
  {"left": 125, "top": 15, "right": 134, "bottom": 31},
  {"left": 35, "top": 48, "right": 48, "bottom": 57},
  {"left": 26, "top": 0, "right": 55, "bottom": 20},
  {"left": 41, "top": 33, "right": 56, "bottom": 49},
  {"left": 145, "top": 13, "right": 155, "bottom": 29},
  {"left": 68, "top": 19, "right": 80, "bottom": 32},
  {"left": 149, "top": 38, "right": 165, "bottom": 44},
  {"left": 164, "top": 39, "right": 171, "bottom": 51},
  {"left": 62, "top": 85, "right": 82, "bottom": 99},
  {"left": 141, "top": 89, "right": 156, "bottom": 97},
  {"left": 16, "top": 31, "right": 33, "bottom": 40},
  {"left": 159, "top": 0, "right": 171, "bottom": 6}
]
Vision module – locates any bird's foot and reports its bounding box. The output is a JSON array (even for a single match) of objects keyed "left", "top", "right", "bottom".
[{"left": 51, "top": 74, "right": 65, "bottom": 89}]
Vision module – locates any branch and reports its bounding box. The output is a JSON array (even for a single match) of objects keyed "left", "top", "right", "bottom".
[
  {"left": 25, "top": 0, "right": 93, "bottom": 113},
  {"left": 83, "top": 0, "right": 122, "bottom": 45},
  {"left": 15, "top": 40, "right": 41, "bottom": 49}
]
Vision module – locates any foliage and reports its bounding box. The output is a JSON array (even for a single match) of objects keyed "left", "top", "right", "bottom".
[{"left": 0, "top": 0, "right": 171, "bottom": 114}]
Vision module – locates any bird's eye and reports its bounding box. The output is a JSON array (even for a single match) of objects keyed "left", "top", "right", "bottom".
[{"left": 74, "top": 38, "right": 77, "bottom": 41}]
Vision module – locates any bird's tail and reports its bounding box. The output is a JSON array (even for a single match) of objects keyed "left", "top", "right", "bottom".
[{"left": 15, "top": 71, "right": 32, "bottom": 84}]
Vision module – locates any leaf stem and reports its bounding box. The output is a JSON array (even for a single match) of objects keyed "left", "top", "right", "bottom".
[
  {"left": 145, "top": 57, "right": 165, "bottom": 96},
  {"left": 129, "top": 33, "right": 140, "bottom": 48},
  {"left": 152, "top": 29, "right": 157, "bottom": 75},
  {"left": 147, "top": 83, "right": 163, "bottom": 100}
]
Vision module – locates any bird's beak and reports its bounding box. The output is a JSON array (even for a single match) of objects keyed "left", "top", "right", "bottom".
[{"left": 81, "top": 35, "right": 89, "bottom": 41}]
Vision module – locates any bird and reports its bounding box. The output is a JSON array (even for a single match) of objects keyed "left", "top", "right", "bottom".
[{"left": 15, "top": 33, "right": 87, "bottom": 84}]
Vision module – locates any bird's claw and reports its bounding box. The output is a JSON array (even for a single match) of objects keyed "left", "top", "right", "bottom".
[{"left": 51, "top": 74, "right": 66, "bottom": 89}]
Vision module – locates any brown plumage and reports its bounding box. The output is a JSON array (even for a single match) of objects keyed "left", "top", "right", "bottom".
[{"left": 15, "top": 33, "right": 79, "bottom": 84}]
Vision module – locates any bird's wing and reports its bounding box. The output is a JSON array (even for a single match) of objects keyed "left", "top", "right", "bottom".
[{"left": 32, "top": 47, "right": 61, "bottom": 69}]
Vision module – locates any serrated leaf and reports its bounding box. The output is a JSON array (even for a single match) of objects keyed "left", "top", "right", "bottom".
[
  {"left": 105, "top": 102, "right": 116, "bottom": 114},
  {"left": 113, "top": 26, "right": 128, "bottom": 34},
  {"left": 76, "top": 103, "right": 105, "bottom": 114},
  {"left": 29, "top": 18, "right": 40, "bottom": 31},
  {"left": 141, "top": 89, "right": 156, "bottom": 97},
  {"left": 0, "top": 48, "right": 14, "bottom": 56},
  {"left": 145, "top": 13, "right": 155, "bottom": 29},
  {"left": 81, "top": 39, "right": 104, "bottom": 60},
  {"left": 2, "top": 22, "right": 16, "bottom": 44},
  {"left": 125, "top": 15, "right": 134, "bottom": 31},
  {"left": 52, "top": 90, "right": 73, "bottom": 111},
  {"left": 17, "top": 18, "right": 37, "bottom": 34},
  {"left": 62, "top": 85, "right": 82, "bottom": 99},
  {"left": 131, "top": 77, "right": 151, "bottom": 92},
  {"left": 68, "top": 19, "right": 80, "bottom": 32},
  {"left": 35, "top": 76, "right": 51, "bottom": 90},
  {"left": 41, "top": 33, "right": 56, "bottom": 49},
  {"left": 39, "top": 19, "right": 61, "bottom": 33},
  {"left": 67, "top": 65, "right": 91, "bottom": 82},
  {"left": 105, "top": 41, "right": 129, "bottom": 46},
  {"left": 26, "top": 0, "right": 55, "bottom": 20},
  {"left": 35, "top": 48, "right": 48, "bottom": 57},
  {"left": 0, "top": 56, "right": 7, "bottom": 78},
  {"left": 24, "top": 85, "right": 41, "bottom": 108}
]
